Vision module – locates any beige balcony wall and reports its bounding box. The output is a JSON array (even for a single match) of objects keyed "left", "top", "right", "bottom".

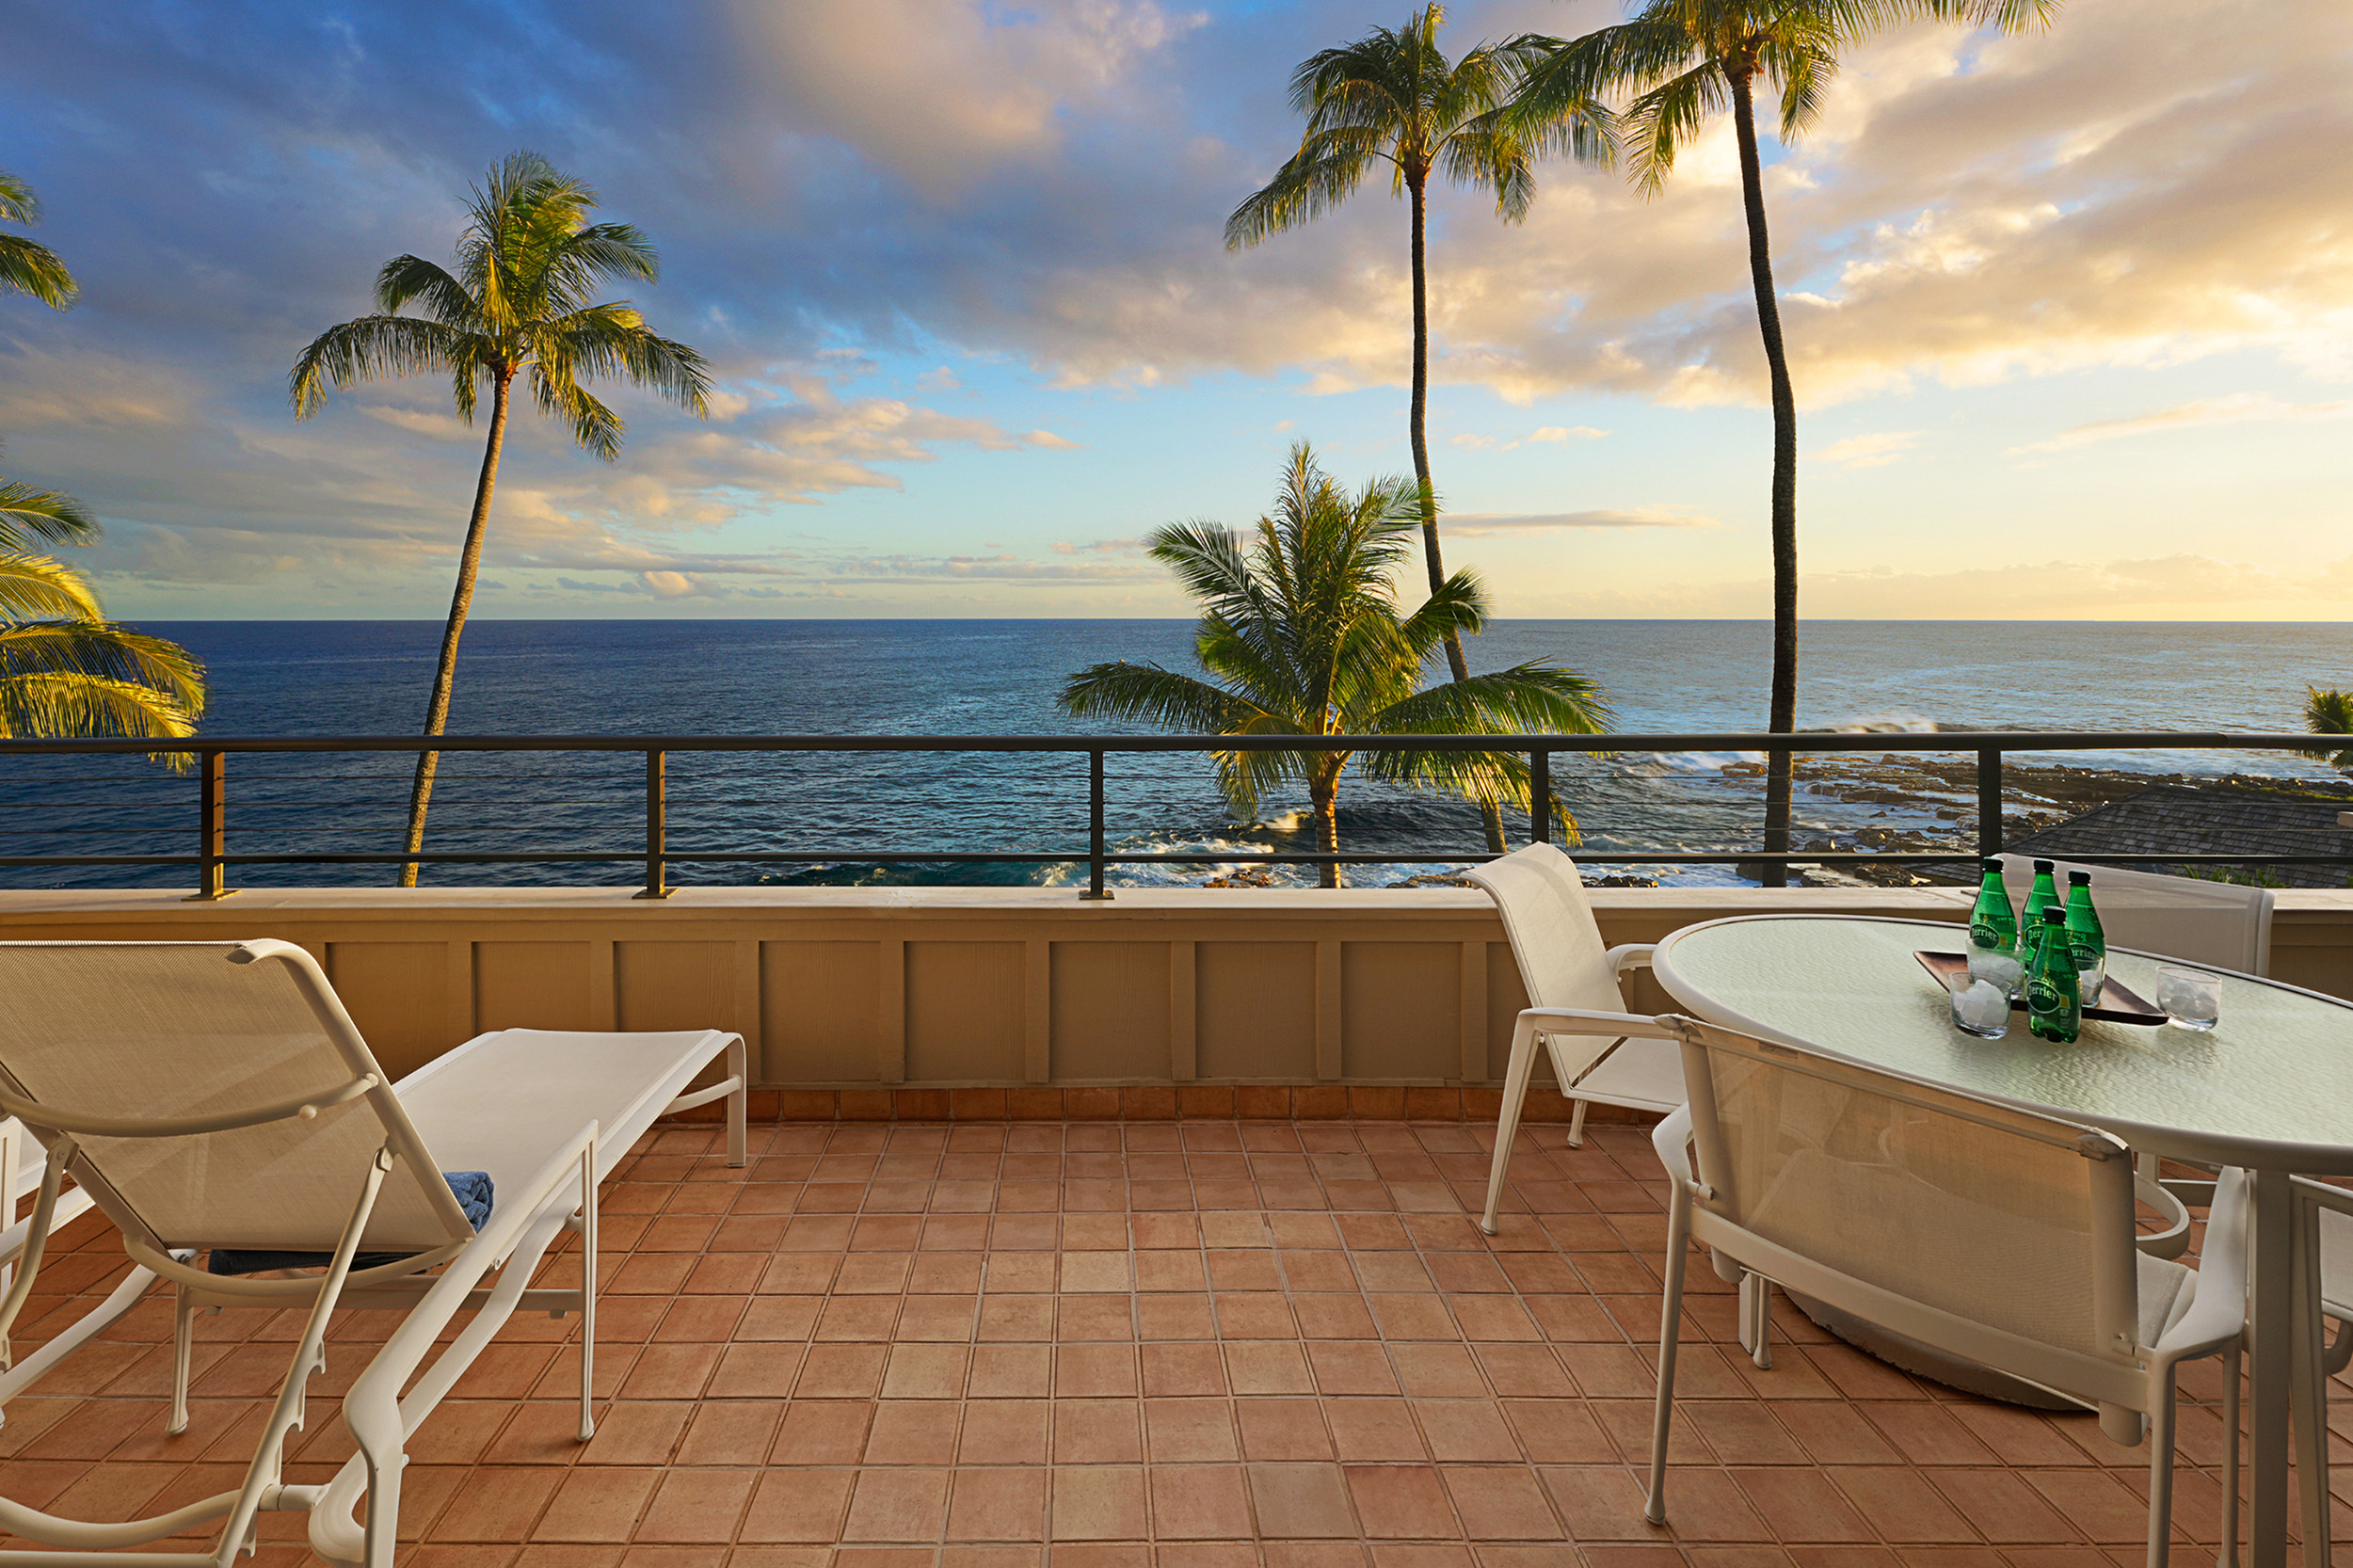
[{"left": 4, "top": 886, "right": 2348, "bottom": 1088}]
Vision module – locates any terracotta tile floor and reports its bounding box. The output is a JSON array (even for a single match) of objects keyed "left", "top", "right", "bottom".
[{"left": 0, "top": 1115, "right": 2333, "bottom": 1567}]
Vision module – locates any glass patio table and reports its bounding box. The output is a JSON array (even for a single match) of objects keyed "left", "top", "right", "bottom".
[{"left": 1651, "top": 914, "right": 2353, "bottom": 1568}]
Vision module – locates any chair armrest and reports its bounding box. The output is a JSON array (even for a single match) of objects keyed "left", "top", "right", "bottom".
[
  {"left": 2133, "top": 1174, "right": 2194, "bottom": 1261},
  {"left": 1607, "top": 944, "right": 1657, "bottom": 977},
  {"left": 1651, "top": 1103, "right": 1695, "bottom": 1183},
  {"left": 1520, "top": 1006, "right": 1680, "bottom": 1040},
  {"left": 2152, "top": 1166, "right": 2249, "bottom": 1363}
]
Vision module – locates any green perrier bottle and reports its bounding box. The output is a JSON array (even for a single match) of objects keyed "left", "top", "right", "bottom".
[
  {"left": 2025, "top": 906, "right": 2081, "bottom": 1043},
  {"left": 2017, "top": 858, "right": 2061, "bottom": 967},
  {"left": 2063, "top": 870, "right": 2107, "bottom": 1007},
  {"left": 1968, "top": 857, "right": 2018, "bottom": 955}
]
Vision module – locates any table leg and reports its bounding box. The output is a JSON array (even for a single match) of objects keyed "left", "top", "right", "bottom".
[{"left": 2249, "top": 1166, "right": 2293, "bottom": 1568}]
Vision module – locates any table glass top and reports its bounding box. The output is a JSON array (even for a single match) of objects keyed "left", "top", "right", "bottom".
[{"left": 1654, "top": 916, "right": 2353, "bottom": 1163}]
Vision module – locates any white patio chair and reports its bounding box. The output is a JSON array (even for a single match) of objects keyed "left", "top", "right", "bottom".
[
  {"left": 1996, "top": 853, "right": 2274, "bottom": 975},
  {"left": 0, "top": 1116, "right": 176, "bottom": 1423},
  {"left": 1466, "top": 842, "right": 1673, "bottom": 1224},
  {"left": 2237, "top": 1176, "right": 2353, "bottom": 1564},
  {"left": 1646, "top": 1009, "right": 2248, "bottom": 1568},
  {"left": 0, "top": 938, "right": 747, "bottom": 1568}
]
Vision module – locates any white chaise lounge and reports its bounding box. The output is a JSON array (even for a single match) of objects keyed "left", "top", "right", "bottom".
[{"left": 0, "top": 938, "right": 746, "bottom": 1568}]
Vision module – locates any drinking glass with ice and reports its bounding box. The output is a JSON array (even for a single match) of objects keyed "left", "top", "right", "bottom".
[
  {"left": 1945, "top": 969, "right": 2010, "bottom": 1038},
  {"left": 2157, "top": 966, "right": 2221, "bottom": 1031}
]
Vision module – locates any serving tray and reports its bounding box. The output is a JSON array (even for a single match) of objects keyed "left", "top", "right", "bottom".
[{"left": 1913, "top": 950, "right": 2166, "bottom": 1027}]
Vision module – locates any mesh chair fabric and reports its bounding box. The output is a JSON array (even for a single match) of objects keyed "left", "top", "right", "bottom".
[
  {"left": 1465, "top": 844, "right": 1641, "bottom": 1079},
  {"left": 1691, "top": 1028, "right": 2155, "bottom": 1359},
  {"left": 1997, "top": 854, "right": 2272, "bottom": 975},
  {"left": 0, "top": 943, "right": 472, "bottom": 1255}
]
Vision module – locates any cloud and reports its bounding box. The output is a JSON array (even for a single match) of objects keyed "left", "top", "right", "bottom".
[
  {"left": 1446, "top": 507, "right": 1720, "bottom": 536},
  {"left": 1, "top": 0, "right": 2345, "bottom": 615},
  {"left": 2008, "top": 393, "right": 2353, "bottom": 453},
  {"left": 1051, "top": 537, "right": 1145, "bottom": 554},
  {"left": 1809, "top": 430, "right": 1922, "bottom": 468}
]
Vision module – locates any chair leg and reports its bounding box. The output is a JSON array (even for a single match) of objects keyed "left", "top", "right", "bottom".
[
  {"left": 1645, "top": 1183, "right": 1692, "bottom": 1525},
  {"left": 168, "top": 1283, "right": 195, "bottom": 1435},
  {"left": 2219, "top": 1337, "right": 2241, "bottom": 1568},
  {"left": 578, "top": 1140, "right": 600, "bottom": 1442},
  {"left": 1565, "top": 1097, "right": 1589, "bottom": 1150},
  {"left": 1738, "top": 1271, "right": 1772, "bottom": 1370},
  {"left": 2145, "top": 1366, "right": 2177, "bottom": 1568},
  {"left": 1480, "top": 1018, "right": 1541, "bottom": 1237},
  {"left": 2294, "top": 1320, "right": 2329, "bottom": 1562}
]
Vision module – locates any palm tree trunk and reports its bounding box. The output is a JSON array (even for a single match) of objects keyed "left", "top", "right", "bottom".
[
  {"left": 1407, "top": 173, "right": 1510, "bottom": 857},
  {"left": 399, "top": 369, "right": 514, "bottom": 888},
  {"left": 1726, "top": 67, "right": 1800, "bottom": 890},
  {"left": 1311, "top": 770, "right": 1342, "bottom": 889}
]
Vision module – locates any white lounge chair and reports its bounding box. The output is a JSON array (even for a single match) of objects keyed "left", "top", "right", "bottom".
[
  {"left": 0, "top": 1116, "right": 164, "bottom": 1418},
  {"left": 1466, "top": 842, "right": 1673, "bottom": 1232},
  {"left": 0, "top": 938, "right": 746, "bottom": 1568},
  {"left": 1645, "top": 1009, "right": 2249, "bottom": 1568}
]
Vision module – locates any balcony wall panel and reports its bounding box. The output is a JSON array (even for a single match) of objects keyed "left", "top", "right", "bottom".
[
  {"left": 474, "top": 940, "right": 592, "bottom": 1034},
  {"left": 1194, "top": 939, "right": 1317, "bottom": 1081},
  {"left": 904, "top": 939, "right": 1026, "bottom": 1083},
  {"left": 9, "top": 887, "right": 2347, "bottom": 1094},
  {"left": 1340, "top": 941, "right": 1460, "bottom": 1081},
  {"left": 761, "top": 939, "right": 885, "bottom": 1086},
  {"left": 1049, "top": 940, "right": 1171, "bottom": 1081},
  {"left": 616, "top": 939, "right": 737, "bottom": 1033},
  {"left": 324, "top": 939, "right": 453, "bottom": 1081}
]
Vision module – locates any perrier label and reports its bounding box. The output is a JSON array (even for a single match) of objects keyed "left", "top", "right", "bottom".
[
  {"left": 2018, "top": 858, "right": 2061, "bottom": 968},
  {"left": 2025, "top": 906, "right": 2081, "bottom": 1043},
  {"left": 1968, "top": 857, "right": 2017, "bottom": 954}
]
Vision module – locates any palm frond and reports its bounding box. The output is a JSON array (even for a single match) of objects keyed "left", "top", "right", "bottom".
[
  {"left": 375, "top": 254, "right": 484, "bottom": 329},
  {"left": 0, "top": 552, "right": 103, "bottom": 622},
  {"left": 1622, "top": 61, "right": 1727, "bottom": 194},
  {"left": 0, "top": 670, "right": 201, "bottom": 749},
  {"left": 289, "top": 315, "right": 482, "bottom": 418},
  {"left": 1436, "top": 127, "right": 1538, "bottom": 222},
  {"left": 1225, "top": 137, "right": 1385, "bottom": 248},
  {"left": 0, "top": 170, "right": 40, "bottom": 226},
  {"left": 1397, "top": 568, "right": 1488, "bottom": 656},
  {"left": 0, "top": 481, "right": 98, "bottom": 551},
  {"left": 1369, "top": 664, "right": 1614, "bottom": 739},
  {"left": 528, "top": 367, "right": 624, "bottom": 460},
  {"left": 0, "top": 234, "right": 77, "bottom": 310},
  {"left": 0, "top": 620, "right": 209, "bottom": 710}
]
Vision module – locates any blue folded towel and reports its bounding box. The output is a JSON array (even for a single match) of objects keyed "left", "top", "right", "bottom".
[{"left": 207, "top": 1171, "right": 493, "bottom": 1276}]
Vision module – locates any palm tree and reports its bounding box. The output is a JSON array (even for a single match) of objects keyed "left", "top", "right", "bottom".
[
  {"left": 1504, "top": 0, "right": 2055, "bottom": 885},
  {"left": 290, "top": 151, "right": 712, "bottom": 886},
  {"left": 1061, "top": 443, "right": 1609, "bottom": 888},
  {"left": 2, "top": 472, "right": 206, "bottom": 751},
  {"left": 1, "top": 178, "right": 203, "bottom": 750},
  {"left": 1225, "top": 5, "right": 1615, "bottom": 854},
  {"left": 2304, "top": 686, "right": 2353, "bottom": 771},
  {"left": 0, "top": 171, "right": 78, "bottom": 310}
]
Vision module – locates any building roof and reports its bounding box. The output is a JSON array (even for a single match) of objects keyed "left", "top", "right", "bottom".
[{"left": 2002, "top": 781, "right": 2353, "bottom": 889}]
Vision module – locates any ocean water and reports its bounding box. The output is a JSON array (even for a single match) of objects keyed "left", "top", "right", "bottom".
[{"left": 5, "top": 619, "right": 2346, "bottom": 891}]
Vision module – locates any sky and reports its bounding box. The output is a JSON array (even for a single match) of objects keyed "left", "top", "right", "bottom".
[{"left": 2, "top": 0, "right": 2347, "bottom": 621}]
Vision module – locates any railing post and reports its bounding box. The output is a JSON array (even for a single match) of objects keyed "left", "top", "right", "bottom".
[
  {"left": 184, "top": 748, "right": 233, "bottom": 902},
  {"left": 1080, "top": 747, "right": 1113, "bottom": 901},
  {"left": 1529, "top": 747, "right": 1551, "bottom": 846},
  {"left": 1977, "top": 748, "right": 2004, "bottom": 860},
  {"left": 634, "top": 748, "right": 674, "bottom": 900}
]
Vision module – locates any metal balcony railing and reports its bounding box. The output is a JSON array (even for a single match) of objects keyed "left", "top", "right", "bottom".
[{"left": 1, "top": 731, "right": 2345, "bottom": 900}]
